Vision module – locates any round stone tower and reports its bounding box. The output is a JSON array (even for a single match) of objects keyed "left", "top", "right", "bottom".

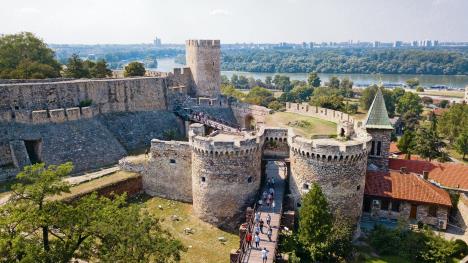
[
  {"left": 185, "top": 39, "right": 221, "bottom": 98},
  {"left": 288, "top": 129, "right": 372, "bottom": 225},
  {"left": 189, "top": 124, "right": 261, "bottom": 230}
]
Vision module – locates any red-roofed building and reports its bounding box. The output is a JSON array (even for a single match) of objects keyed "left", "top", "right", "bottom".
[
  {"left": 389, "top": 142, "right": 425, "bottom": 160},
  {"left": 389, "top": 159, "right": 468, "bottom": 192},
  {"left": 364, "top": 170, "right": 452, "bottom": 229}
]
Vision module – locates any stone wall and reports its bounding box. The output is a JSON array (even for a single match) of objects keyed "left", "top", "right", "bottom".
[
  {"left": 366, "top": 129, "right": 392, "bottom": 171},
  {"left": 286, "top": 102, "right": 356, "bottom": 125},
  {"left": 262, "top": 128, "right": 289, "bottom": 159},
  {"left": 0, "top": 77, "right": 171, "bottom": 115},
  {"left": 231, "top": 102, "right": 271, "bottom": 129},
  {"left": 185, "top": 40, "right": 221, "bottom": 97},
  {"left": 143, "top": 139, "right": 193, "bottom": 203},
  {"left": 190, "top": 124, "right": 262, "bottom": 230},
  {"left": 97, "top": 110, "right": 184, "bottom": 152},
  {"left": 288, "top": 129, "right": 371, "bottom": 225}
]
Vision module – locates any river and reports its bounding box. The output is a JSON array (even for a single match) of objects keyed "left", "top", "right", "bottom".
[{"left": 154, "top": 58, "right": 468, "bottom": 90}]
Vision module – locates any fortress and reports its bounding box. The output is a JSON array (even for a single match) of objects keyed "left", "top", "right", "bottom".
[{"left": 0, "top": 39, "right": 393, "bottom": 231}]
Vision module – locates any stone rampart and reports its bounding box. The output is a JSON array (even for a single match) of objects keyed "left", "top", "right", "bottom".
[
  {"left": 189, "top": 124, "right": 262, "bottom": 229},
  {"left": 0, "top": 106, "right": 97, "bottom": 124},
  {"left": 186, "top": 40, "right": 221, "bottom": 97},
  {"left": 143, "top": 139, "right": 193, "bottom": 203},
  {"left": 286, "top": 102, "right": 355, "bottom": 124},
  {"left": 288, "top": 128, "right": 371, "bottom": 225},
  {"left": 231, "top": 102, "right": 272, "bottom": 129},
  {"left": 262, "top": 127, "right": 290, "bottom": 158},
  {"left": 0, "top": 77, "right": 170, "bottom": 114}
]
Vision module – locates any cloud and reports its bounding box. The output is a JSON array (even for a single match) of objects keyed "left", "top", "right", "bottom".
[
  {"left": 209, "top": 9, "right": 231, "bottom": 16},
  {"left": 19, "top": 7, "right": 40, "bottom": 14}
]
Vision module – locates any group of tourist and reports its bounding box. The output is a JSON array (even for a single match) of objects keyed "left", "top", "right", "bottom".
[
  {"left": 244, "top": 212, "right": 273, "bottom": 262},
  {"left": 260, "top": 178, "right": 276, "bottom": 210}
]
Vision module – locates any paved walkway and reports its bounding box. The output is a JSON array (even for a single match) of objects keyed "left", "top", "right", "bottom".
[{"left": 242, "top": 161, "right": 287, "bottom": 263}]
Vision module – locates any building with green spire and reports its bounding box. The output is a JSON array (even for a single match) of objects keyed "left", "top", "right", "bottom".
[{"left": 365, "top": 87, "right": 393, "bottom": 171}]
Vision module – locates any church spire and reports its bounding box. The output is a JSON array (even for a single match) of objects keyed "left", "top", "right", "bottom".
[{"left": 365, "top": 87, "right": 393, "bottom": 130}]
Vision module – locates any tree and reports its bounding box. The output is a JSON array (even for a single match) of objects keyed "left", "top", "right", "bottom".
[
  {"left": 307, "top": 72, "right": 321, "bottom": 87},
  {"left": 0, "top": 163, "right": 184, "bottom": 262},
  {"left": 326, "top": 76, "right": 340, "bottom": 89},
  {"left": 438, "top": 100, "right": 450, "bottom": 108},
  {"left": 91, "top": 59, "right": 112, "bottom": 78},
  {"left": 405, "top": 78, "right": 420, "bottom": 89},
  {"left": 392, "top": 87, "right": 406, "bottom": 104},
  {"left": 454, "top": 132, "right": 468, "bottom": 160},
  {"left": 339, "top": 77, "right": 354, "bottom": 98},
  {"left": 359, "top": 85, "right": 396, "bottom": 117},
  {"left": 396, "top": 92, "right": 423, "bottom": 116},
  {"left": 124, "top": 62, "right": 146, "bottom": 77},
  {"left": 437, "top": 104, "right": 468, "bottom": 143},
  {"left": 220, "top": 84, "right": 245, "bottom": 101},
  {"left": 290, "top": 85, "right": 313, "bottom": 102},
  {"left": 244, "top": 86, "right": 275, "bottom": 107},
  {"left": 0, "top": 32, "right": 61, "bottom": 79},
  {"left": 63, "top": 54, "right": 90, "bottom": 78},
  {"left": 273, "top": 75, "right": 292, "bottom": 92},
  {"left": 414, "top": 119, "right": 445, "bottom": 161},
  {"left": 298, "top": 183, "right": 333, "bottom": 261},
  {"left": 421, "top": 96, "right": 433, "bottom": 105},
  {"left": 397, "top": 131, "right": 416, "bottom": 159},
  {"left": 310, "top": 87, "right": 344, "bottom": 110},
  {"left": 416, "top": 86, "right": 425, "bottom": 92}
]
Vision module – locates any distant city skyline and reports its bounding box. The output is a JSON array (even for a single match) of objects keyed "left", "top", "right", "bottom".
[{"left": 1, "top": 0, "right": 467, "bottom": 44}]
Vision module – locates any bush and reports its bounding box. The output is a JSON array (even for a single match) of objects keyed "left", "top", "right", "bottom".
[
  {"left": 452, "top": 239, "right": 468, "bottom": 258},
  {"left": 416, "top": 86, "right": 425, "bottom": 92},
  {"left": 79, "top": 99, "right": 93, "bottom": 107},
  {"left": 124, "top": 62, "right": 146, "bottom": 77}
]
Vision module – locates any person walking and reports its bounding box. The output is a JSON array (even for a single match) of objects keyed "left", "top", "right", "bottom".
[
  {"left": 267, "top": 227, "right": 272, "bottom": 241},
  {"left": 246, "top": 231, "right": 252, "bottom": 247},
  {"left": 259, "top": 219, "right": 264, "bottom": 233},
  {"left": 255, "top": 212, "right": 260, "bottom": 223},
  {"left": 254, "top": 234, "right": 260, "bottom": 249},
  {"left": 266, "top": 213, "right": 271, "bottom": 226},
  {"left": 255, "top": 224, "right": 260, "bottom": 235},
  {"left": 261, "top": 247, "right": 268, "bottom": 263}
]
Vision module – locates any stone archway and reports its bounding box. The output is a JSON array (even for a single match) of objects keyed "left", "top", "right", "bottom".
[{"left": 244, "top": 114, "right": 255, "bottom": 130}]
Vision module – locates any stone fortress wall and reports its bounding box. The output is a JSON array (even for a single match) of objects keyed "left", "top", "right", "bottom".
[
  {"left": 188, "top": 123, "right": 263, "bottom": 229},
  {"left": 186, "top": 40, "right": 221, "bottom": 98}
]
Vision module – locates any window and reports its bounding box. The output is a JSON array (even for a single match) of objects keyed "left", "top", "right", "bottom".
[
  {"left": 356, "top": 185, "right": 361, "bottom": 191},
  {"left": 370, "top": 141, "right": 375, "bottom": 155},
  {"left": 376, "top": 141, "right": 382, "bottom": 156},
  {"left": 391, "top": 201, "right": 401, "bottom": 212},
  {"left": 381, "top": 199, "right": 390, "bottom": 210},
  {"left": 170, "top": 159, "right": 176, "bottom": 164},
  {"left": 201, "top": 177, "right": 206, "bottom": 182},
  {"left": 428, "top": 205, "right": 437, "bottom": 217},
  {"left": 247, "top": 177, "right": 252, "bottom": 183},
  {"left": 303, "top": 183, "right": 310, "bottom": 190},
  {"left": 297, "top": 203, "right": 301, "bottom": 208}
]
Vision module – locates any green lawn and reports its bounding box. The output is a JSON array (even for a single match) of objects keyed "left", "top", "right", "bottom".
[
  {"left": 265, "top": 111, "right": 337, "bottom": 138},
  {"left": 448, "top": 148, "right": 468, "bottom": 164},
  {"left": 137, "top": 196, "right": 239, "bottom": 263}
]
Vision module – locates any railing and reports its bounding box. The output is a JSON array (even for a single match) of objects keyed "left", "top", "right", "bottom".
[
  {"left": 174, "top": 105, "right": 241, "bottom": 133},
  {"left": 236, "top": 203, "right": 257, "bottom": 263}
]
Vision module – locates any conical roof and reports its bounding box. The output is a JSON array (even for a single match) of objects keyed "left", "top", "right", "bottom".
[{"left": 365, "top": 88, "right": 393, "bottom": 130}]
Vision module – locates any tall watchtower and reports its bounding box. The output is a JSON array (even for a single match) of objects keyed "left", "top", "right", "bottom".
[
  {"left": 185, "top": 40, "right": 221, "bottom": 98},
  {"left": 365, "top": 88, "right": 394, "bottom": 171}
]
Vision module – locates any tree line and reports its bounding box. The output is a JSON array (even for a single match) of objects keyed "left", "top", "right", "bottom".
[
  {"left": 221, "top": 47, "right": 468, "bottom": 75},
  {"left": 0, "top": 32, "right": 147, "bottom": 79}
]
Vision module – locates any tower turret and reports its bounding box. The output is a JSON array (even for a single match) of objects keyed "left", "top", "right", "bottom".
[
  {"left": 365, "top": 88, "right": 394, "bottom": 171},
  {"left": 185, "top": 40, "right": 221, "bottom": 98}
]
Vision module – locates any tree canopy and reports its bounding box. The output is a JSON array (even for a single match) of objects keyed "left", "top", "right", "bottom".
[
  {"left": 437, "top": 103, "right": 468, "bottom": 143},
  {"left": 124, "top": 62, "right": 146, "bottom": 77},
  {"left": 0, "top": 32, "right": 61, "bottom": 79},
  {"left": 0, "top": 162, "right": 184, "bottom": 262}
]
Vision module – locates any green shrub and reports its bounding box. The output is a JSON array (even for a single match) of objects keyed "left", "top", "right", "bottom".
[
  {"left": 79, "top": 99, "right": 93, "bottom": 107},
  {"left": 452, "top": 239, "right": 468, "bottom": 258}
]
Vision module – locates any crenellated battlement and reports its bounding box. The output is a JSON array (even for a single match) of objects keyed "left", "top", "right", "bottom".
[
  {"left": 185, "top": 39, "right": 221, "bottom": 47},
  {"left": 288, "top": 128, "right": 371, "bottom": 163},
  {"left": 286, "top": 102, "right": 355, "bottom": 124},
  {"left": 0, "top": 106, "right": 97, "bottom": 124}
]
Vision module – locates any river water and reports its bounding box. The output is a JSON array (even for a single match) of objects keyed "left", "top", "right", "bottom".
[{"left": 154, "top": 58, "right": 468, "bottom": 89}]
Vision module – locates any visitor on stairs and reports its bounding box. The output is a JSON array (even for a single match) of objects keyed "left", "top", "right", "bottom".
[{"left": 261, "top": 247, "right": 269, "bottom": 263}]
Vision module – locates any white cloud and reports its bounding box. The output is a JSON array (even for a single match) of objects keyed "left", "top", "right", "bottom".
[
  {"left": 209, "top": 9, "right": 231, "bottom": 16},
  {"left": 19, "top": 7, "right": 40, "bottom": 14}
]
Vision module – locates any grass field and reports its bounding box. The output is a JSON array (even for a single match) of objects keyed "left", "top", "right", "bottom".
[
  {"left": 448, "top": 148, "right": 468, "bottom": 164},
  {"left": 138, "top": 196, "right": 239, "bottom": 263},
  {"left": 265, "top": 111, "right": 336, "bottom": 138}
]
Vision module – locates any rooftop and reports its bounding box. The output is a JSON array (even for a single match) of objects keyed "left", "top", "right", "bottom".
[
  {"left": 365, "top": 170, "right": 452, "bottom": 207},
  {"left": 389, "top": 158, "right": 468, "bottom": 190},
  {"left": 364, "top": 88, "right": 394, "bottom": 130}
]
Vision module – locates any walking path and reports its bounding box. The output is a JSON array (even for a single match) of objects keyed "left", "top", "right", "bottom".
[{"left": 242, "top": 161, "right": 287, "bottom": 263}]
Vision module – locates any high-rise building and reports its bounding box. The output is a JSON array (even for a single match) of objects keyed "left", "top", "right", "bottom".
[{"left": 153, "top": 37, "right": 162, "bottom": 46}]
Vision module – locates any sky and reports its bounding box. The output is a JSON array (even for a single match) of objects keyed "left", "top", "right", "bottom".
[{"left": 1, "top": 0, "right": 467, "bottom": 44}]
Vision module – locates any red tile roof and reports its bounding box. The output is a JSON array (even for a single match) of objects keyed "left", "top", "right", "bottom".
[
  {"left": 389, "top": 142, "right": 400, "bottom": 153},
  {"left": 433, "top": 108, "right": 449, "bottom": 116},
  {"left": 389, "top": 159, "right": 468, "bottom": 190},
  {"left": 365, "top": 170, "right": 452, "bottom": 207}
]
